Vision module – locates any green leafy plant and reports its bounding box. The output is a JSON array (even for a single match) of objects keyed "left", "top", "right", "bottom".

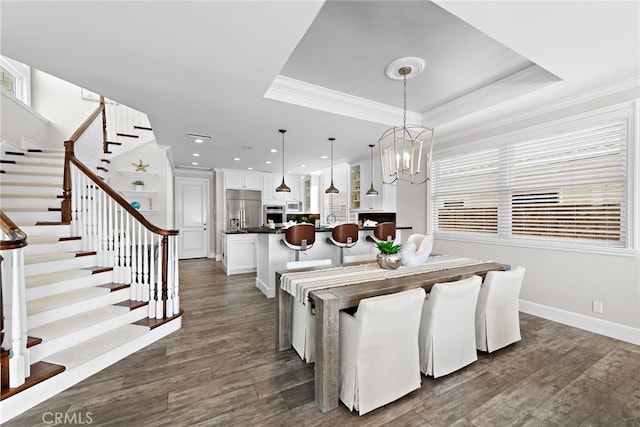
[
  {"left": 299, "top": 216, "right": 308, "bottom": 223},
  {"left": 132, "top": 180, "right": 145, "bottom": 186},
  {"left": 375, "top": 240, "right": 401, "bottom": 254}
]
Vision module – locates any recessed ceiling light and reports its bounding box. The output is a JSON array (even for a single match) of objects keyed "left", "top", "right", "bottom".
[
  {"left": 265, "top": 161, "right": 272, "bottom": 164},
  {"left": 300, "top": 164, "right": 307, "bottom": 168},
  {"left": 270, "top": 148, "right": 277, "bottom": 153},
  {"left": 247, "top": 167, "right": 253, "bottom": 170},
  {"left": 192, "top": 162, "right": 199, "bottom": 166},
  {"left": 233, "top": 157, "right": 240, "bottom": 161},
  {"left": 321, "top": 155, "right": 328, "bottom": 159},
  {"left": 193, "top": 153, "right": 200, "bottom": 157},
  {"left": 287, "top": 170, "right": 292, "bottom": 174},
  {"left": 187, "top": 132, "right": 212, "bottom": 140},
  {"left": 194, "top": 139, "right": 204, "bottom": 144}
]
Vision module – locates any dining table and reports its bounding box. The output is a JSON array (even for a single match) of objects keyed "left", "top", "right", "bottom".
[{"left": 275, "top": 254, "right": 507, "bottom": 412}]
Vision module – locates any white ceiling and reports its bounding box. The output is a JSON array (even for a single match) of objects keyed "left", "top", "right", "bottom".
[{"left": 1, "top": 1, "right": 638, "bottom": 175}]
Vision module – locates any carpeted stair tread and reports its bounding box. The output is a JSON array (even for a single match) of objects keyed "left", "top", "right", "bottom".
[
  {"left": 26, "top": 269, "right": 93, "bottom": 288},
  {"left": 43, "top": 324, "right": 149, "bottom": 369},
  {"left": 0, "top": 181, "right": 60, "bottom": 187},
  {"left": 29, "top": 305, "right": 131, "bottom": 341},
  {"left": 0, "top": 170, "right": 63, "bottom": 177},
  {"left": 0, "top": 193, "right": 58, "bottom": 199},
  {"left": 26, "top": 236, "right": 60, "bottom": 245},
  {"left": 27, "top": 287, "right": 110, "bottom": 315},
  {"left": 11, "top": 160, "right": 63, "bottom": 167},
  {"left": 1, "top": 206, "right": 50, "bottom": 212},
  {"left": 24, "top": 252, "right": 78, "bottom": 265}
]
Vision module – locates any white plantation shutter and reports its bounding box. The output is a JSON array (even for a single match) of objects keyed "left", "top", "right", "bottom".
[{"left": 432, "top": 104, "right": 632, "bottom": 250}]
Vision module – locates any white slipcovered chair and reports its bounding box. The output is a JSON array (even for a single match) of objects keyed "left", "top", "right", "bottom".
[
  {"left": 400, "top": 234, "right": 434, "bottom": 267},
  {"left": 286, "top": 259, "right": 332, "bottom": 362},
  {"left": 419, "top": 275, "right": 481, "bottom": 378},
  {"left": 339, "top": 287, "right": 425, "bottom": 415},
  {"left": 475, "top": 266, "right": 526, "bottom": 353}
]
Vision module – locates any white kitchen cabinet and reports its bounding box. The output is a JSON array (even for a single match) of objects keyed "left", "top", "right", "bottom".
[
  {"left": 225, "top": 170, "right": 262, "bottom": 190},
  {"left": 263, "top": 173, "right": 302, "bottom": 203},
  {"left": 222, "top": 233, "right": 257, "bottom": 275},
  {"left": 354, "top": 160, "right": 386, "bottom": 211}
]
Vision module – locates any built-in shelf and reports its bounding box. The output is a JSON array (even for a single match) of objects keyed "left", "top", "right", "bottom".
[
  {"left": 117, "top": 170, "right": 159, "bottom": 179},
  {"left": 118, "top": 190, "right": 158, "bottom": 197}
]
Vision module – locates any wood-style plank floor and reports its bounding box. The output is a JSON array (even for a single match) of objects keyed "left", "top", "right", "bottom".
[{"left": 6, "top": 258, "right": 640, "bottom": 426}]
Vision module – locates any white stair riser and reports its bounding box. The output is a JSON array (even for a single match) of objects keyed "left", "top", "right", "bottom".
[
  {"left": 24, "top": 239, "right": 82, "bottom": 255},
  {"left": 4, "top": 211, "right": 61, "bottom": 223},
  {"left": 21, "top": 224, "right": 72, "bottom": 237},
  {"left": 0, "top": 174, "right": 62, "bottom": 185},
  {"left": 0, "top": 197, "right": 61, "bottom": 208},
  {"left": 27, "top": 288, "right": 129, "bottom": 329},
  {"left": 25, "top": 254, "right": 97, "bottom": 276},
  {"left": 0, "top": 162, "right": 64, "bottom": 173},
  {"left": 29, "top": 306, "right": 149, "bottom": 363},
  {"left": 0, "top": 184, "right": 62, "bottom": 195},
  {"left": 26, "top": 271, "right": 112, "bottom": 301}
]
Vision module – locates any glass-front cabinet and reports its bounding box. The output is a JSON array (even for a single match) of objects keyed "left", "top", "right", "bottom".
[{"left": 350, "top": 164, "right": 361, "bottom": 210}]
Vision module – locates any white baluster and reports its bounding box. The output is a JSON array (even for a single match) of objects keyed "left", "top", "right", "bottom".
[
  {"left": 165, "top": 236, "right": 174, "bottom": 318},
  {"left": 142, "top": 227, "right": 150, "bottom": 303},
  {"left": 123, "top": 211, "right": 131, "bottom": 286},
  {"left": 148, "top": 232, "right": 156, "bottom": 319},
  {"left": 155, "top": 236, "right": 163, "bottom": 319}
]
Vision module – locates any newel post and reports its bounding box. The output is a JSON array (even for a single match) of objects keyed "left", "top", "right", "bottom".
[{"left": 62, "top": 140, "right": 74, "bottom": 223}]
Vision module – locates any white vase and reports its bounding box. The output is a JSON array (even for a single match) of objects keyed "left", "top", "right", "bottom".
[{"left": 134, "top": 185, "right": 144, "bottom": 191}]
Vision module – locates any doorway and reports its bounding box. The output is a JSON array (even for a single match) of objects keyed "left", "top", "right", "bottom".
[{"left": 175, "top": 176, "right": 210, "bottom": 259}]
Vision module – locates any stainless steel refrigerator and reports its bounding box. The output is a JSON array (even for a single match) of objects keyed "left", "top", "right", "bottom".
[{"left": 226, "top": 189, "right": 262, "bottom": 229}]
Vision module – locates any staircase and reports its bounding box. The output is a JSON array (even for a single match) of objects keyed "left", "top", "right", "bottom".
[{"left": 0, "top": 146, "right": 182, "bottom": 422}]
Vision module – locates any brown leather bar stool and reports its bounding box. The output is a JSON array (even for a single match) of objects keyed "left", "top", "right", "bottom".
[
  {"left": 326, "top": 223, "right": 359, "bottom": 263},
  {"left": 281, "top": 223, "right": 316, "bottom": 261},
  {"left": 365, "top": 222, "right": 397, "bottom": 244}
]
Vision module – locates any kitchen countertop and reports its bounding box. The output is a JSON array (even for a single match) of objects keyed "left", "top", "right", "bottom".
[{"left": 222, "top": 225, "right": 413, "bottom": 234}]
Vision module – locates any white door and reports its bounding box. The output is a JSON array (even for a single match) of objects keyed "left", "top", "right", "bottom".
[{"left": 176, "top": 177, "right": 209, "bottom": 259}]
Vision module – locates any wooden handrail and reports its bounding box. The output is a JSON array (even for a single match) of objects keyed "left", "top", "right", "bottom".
[
  {"left": 65, "top": 141, "right": 177, "bottom": 236},
  {"left": 68, "top": 102, "right": 104, "bottom": 143},
  {"left": 0, "top": 210, "right": 28, "bottom": 251}
]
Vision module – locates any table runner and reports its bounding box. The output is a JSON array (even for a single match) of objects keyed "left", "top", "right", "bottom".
[{"left": 281, "top": 254, "right": 490, "bottom": 305}]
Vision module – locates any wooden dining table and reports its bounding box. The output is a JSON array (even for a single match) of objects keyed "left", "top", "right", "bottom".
[{"left": 275, "top": 258, "right": 506, "bottom": 413}]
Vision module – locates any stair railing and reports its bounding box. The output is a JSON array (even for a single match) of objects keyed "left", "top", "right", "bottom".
[
  {"left": 0, "top": 210, "right": 29, "bottom": 389},
  {"left": 104, "top": 98, "right": 151, "bottom": 142},
  {"left": 63, "top": 99, "right": 180, "bottom": 320}
]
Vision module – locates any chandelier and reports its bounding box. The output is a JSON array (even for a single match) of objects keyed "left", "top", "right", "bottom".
[{"left": 378, "top": 58, "right": 434, "bottom": 185}]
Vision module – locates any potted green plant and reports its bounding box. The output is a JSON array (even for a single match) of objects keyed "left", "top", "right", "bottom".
[
  {"left": 375, "top": 240, "right": 402, "bottom": 269},
  {"left": 132, "top": 180, "right": 145, "bottom": 191}
]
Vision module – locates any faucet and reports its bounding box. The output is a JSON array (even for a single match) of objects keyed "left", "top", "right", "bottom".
[{"left": 326, "top": 213, "right": 336, "bottom": 224}]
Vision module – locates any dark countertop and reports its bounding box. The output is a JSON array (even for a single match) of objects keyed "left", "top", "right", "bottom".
[{"left": 222, "top": 225, "right": 413, "bottom": 234}]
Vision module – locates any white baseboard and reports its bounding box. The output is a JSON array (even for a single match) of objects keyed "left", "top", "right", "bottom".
[
  {"left": 0, "top": 317, "right": 182, "bottom": 423},
  {"left": 256, "top": 277, "right": 275, "bottom": 299},
  {"left": 519, "top": 300, "right": 640, "bottom": 346}
]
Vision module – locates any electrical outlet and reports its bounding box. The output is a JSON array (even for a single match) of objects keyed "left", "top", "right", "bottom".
[{"left": 592, "top": 301, "right": 603, "bottom": 313}]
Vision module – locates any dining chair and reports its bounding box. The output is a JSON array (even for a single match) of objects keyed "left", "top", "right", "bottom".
[
  {"left": 286, "top": 259, "right": 332, "bottom": 362},
  {"left": 325, "top": 223, "right": 359, "bottom": 263},
  {"left": 281, "top": 223, "right": 316, "bottom": 261},
  {"left": 419, "top": 275, "right": 482, "bottom": 378},
  {"left": 339, "top": 287, "right": 425, "bottom": 415},
  {"left": 400, "top": 233, "right": 433, "bottom": 267},
  {"left": 475, "top": 266, "right": 526, "bottom": 353}
]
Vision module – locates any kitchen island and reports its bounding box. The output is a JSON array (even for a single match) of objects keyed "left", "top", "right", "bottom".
[{"left": 221, "top": 225, "right": 411, "bottom": 298}]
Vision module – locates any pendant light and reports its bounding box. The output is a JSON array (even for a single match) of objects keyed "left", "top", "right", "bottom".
[
  {"left": 365, "top": 144, "right": 379, "bottom": 196},
  {"left": 325, "top": 137, "right": 339, "bottom": 194},
  {"left": 275, "top": 129, "right": 291, "bottom": 193},
  {"left": 378, "top": 57, "right": 434, "bottom": 185}
]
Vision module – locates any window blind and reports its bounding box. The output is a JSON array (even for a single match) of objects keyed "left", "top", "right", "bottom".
[{"left": 432, "top": 104, "right": 631, "bottom": 249}]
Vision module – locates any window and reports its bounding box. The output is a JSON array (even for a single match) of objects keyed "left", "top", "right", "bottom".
[
  {"left": 432, "top": 103, "right": 634, "bottom": 252},
  {"left": 1, "top": 55, "right": 30, "bottom": 106}
]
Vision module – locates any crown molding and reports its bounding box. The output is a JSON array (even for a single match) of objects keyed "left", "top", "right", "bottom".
[{"left": 264, "top": 74, "right": 422, "bottom": 126}]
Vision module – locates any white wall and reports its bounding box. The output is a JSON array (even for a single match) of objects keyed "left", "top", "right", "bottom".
[
  {"left": 31, "top": 69, "right": 97, "bottom": 147},
  {"left": 0, "top": 90, "right": 50, "bottom": 147},
  {"left": 396, "top": 184, "right": 427, "bottom": 236},
  {"left": 428, "top": 83, "right": 640, "bottom": 345}
]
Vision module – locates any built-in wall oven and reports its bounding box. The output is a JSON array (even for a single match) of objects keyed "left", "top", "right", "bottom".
[{"left": 263, "top": 204, "right": 285, "bottom": 226}]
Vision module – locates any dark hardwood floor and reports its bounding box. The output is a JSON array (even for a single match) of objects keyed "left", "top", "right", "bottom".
[{"left": 6, "top": 258, "right": 640, "bottom": 426}]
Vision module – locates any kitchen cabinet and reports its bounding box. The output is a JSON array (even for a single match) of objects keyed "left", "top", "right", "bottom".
[
  {"left": 262, "top": 173, "right": 302, "bottom": 203},
  {"left": 225, "top": 170, "right": 262, "bottom": 190},
  {"left": 350, "top": 164, "right": 361, "bottom": 210},
  {"left": 352, "top": 159, "right": 387, "bottom": 211},
  {"left": 222, "top": 232, "right": 257, "bottom": 275}
]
